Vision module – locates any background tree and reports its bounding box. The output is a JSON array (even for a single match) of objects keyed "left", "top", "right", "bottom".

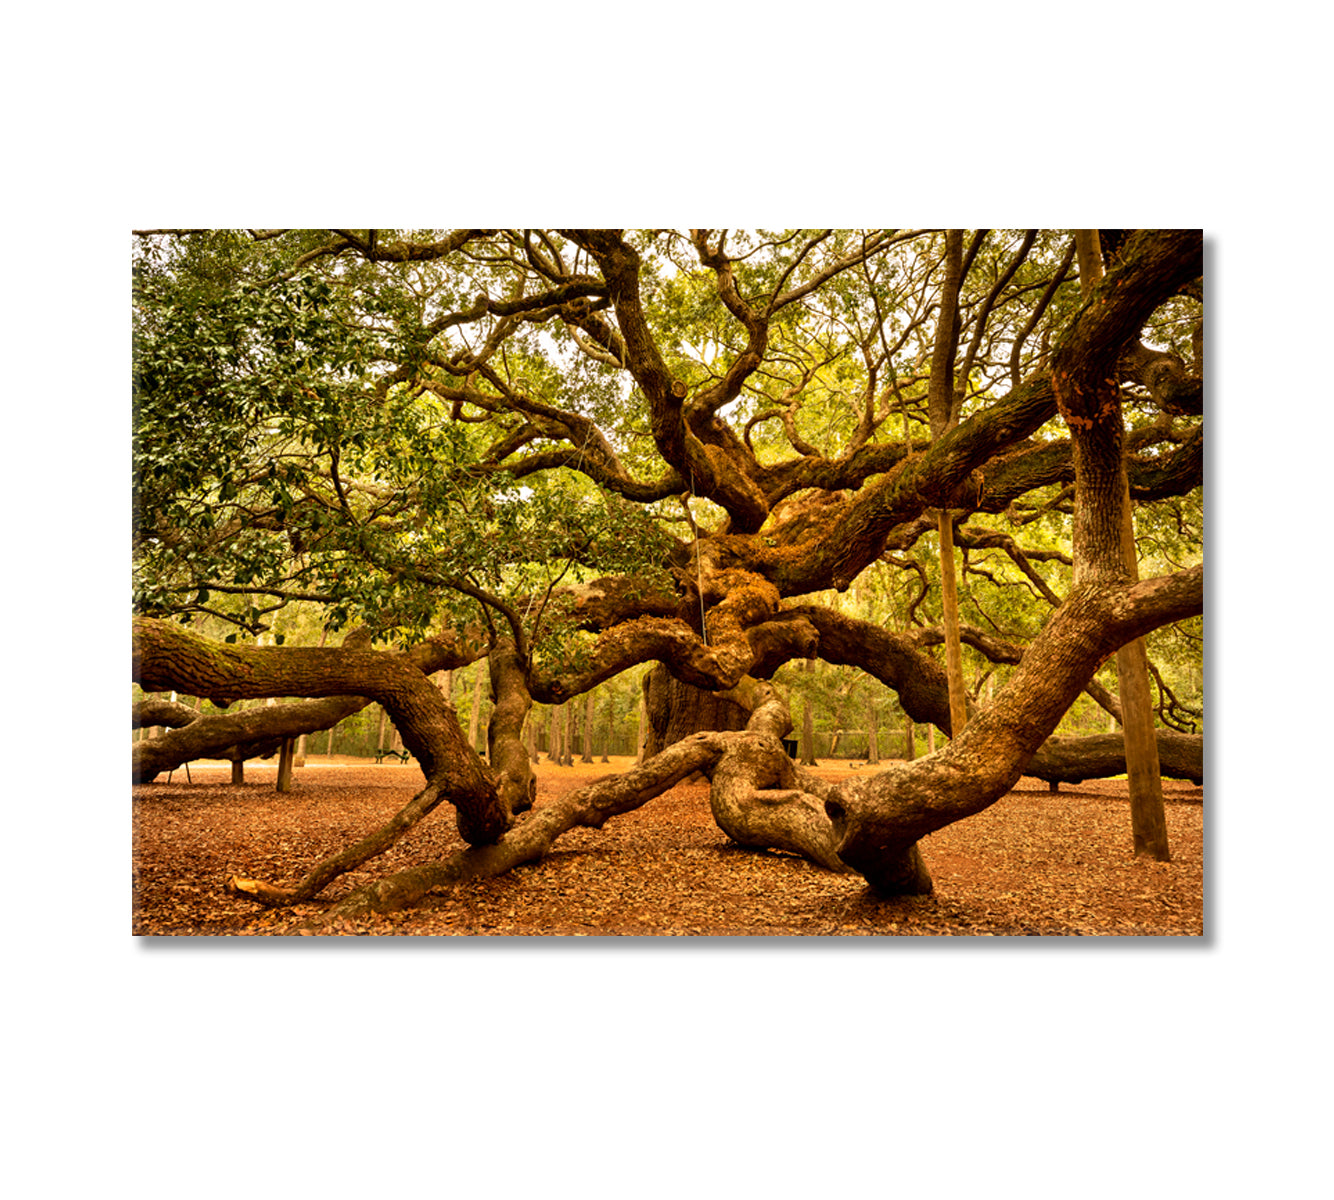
[{"left": 1076, "top": 229, "right": 1170, "bottom": 858}]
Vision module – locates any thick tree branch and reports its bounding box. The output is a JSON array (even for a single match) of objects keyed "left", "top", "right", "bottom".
[{"left": 133, "top": 618, "right": 507, "bottom": 843}]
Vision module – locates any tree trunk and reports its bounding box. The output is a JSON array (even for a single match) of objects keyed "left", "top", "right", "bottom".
[
  {"left": 601, "top": 689, "right": 615, "bottom": 762},
  {"left": 524, "top": 710, "right": 538, "bottom": 762},
  {"left": 546, "top": 704, "right": 559, "bottom": 763},
  {"left": 937, "top": 512, "right": 969, "bottom": 739},
  {"left": 1078, "top": 227, "right": 1170, "bottom": 862},
  {"left": 641, "top": 664, "right": 749, "bottom": 758},
  {"left": 546, "top": 704, "right": 561, "bottom": 764},
  {"left": 276, "top": 737, "right": 295, "bottom": 792},
  {"left": 231, "top": 759, "right": 244, "bottom": 784},
  {"left": 800, "top": 692, "right": 816, "bottom": 766},
  {"left": 468, "top": 660, "right": 485, "bottom": 753},
  {"left": 1117, "top": 625, "right": 1172, "bottom": 855},
  {"left": 904, "top": 716, "right": 915, "bottom": 760},
  {"left": 532, "top": 707, "right": 547, "bottom": 761},
  {"left": 867, "top": 701, "right": 880, "bottom": 765},
  {"left": 1116, "top": 471, "right": 1171, "bottom": 858},
  {"left": 799, "top": 659, "right": 817, "bottom": 766},
  {"left": 486, "top": 639, "right": 537, "bottom": 816},
  {"left": 582, "top": 690, "right": 596, "bottom": 763},
  {"left": 929, "top": 229, "right": 970, "bottom": 743},
  {"left": 563, "top": 702, "right": 575, "bottom": 766}
]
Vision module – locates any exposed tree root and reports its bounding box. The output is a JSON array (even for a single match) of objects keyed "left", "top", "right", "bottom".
[
  {"left": 226, "top": 779, "right": 451, "bottom": 907},
  {"left": 306, "top": 732, "right": 732, "bottom": 925},
  {"left": 709, "top": 677, "right": 851, "bottom": 873},
  {"left": 238, "top": 674, "right": 862, "bottom": 927}
]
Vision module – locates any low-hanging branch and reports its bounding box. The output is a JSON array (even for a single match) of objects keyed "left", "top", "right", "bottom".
[{"left": 133, "top": 616, "right": 507, "bottom": 843}]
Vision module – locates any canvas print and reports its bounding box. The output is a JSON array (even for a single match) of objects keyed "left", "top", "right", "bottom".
[{"left": 131, "top": 229, "right": 1203, "bottom": 936}]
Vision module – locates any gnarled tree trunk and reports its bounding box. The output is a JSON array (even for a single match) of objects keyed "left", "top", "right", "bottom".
[
  {"left": 642, "top": 664, "right": 749, "bottom": 758},
  {"left": 487, "top": 640, "right": 537, "bottom": 817}
]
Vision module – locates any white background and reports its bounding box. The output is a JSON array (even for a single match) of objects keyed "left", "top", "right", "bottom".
[{"left": 3, "top": 4, "right": 1326, "bottom": 1196}]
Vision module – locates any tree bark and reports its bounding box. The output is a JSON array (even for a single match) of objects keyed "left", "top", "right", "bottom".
[
  {"left": 133, "top": 616, "right": 507, "bottom": 844},
  {"left": 642, "top": 664, "right": 749, "bottom": 758},
  {"left": 636, "top": 688, "right": 648, "bottom": 764},
  {"left": 1025, "top": 731, "right": 1201, "bottom": 787},
  {"left": 486, "top": 639, "right": 537, "bottom": 817},
  {"left": 545, "top": 704, "right": 561, "bottom": 763},
  {"left": 799, "top": 659, "right": 817, "bottom": 766},
  {"left": 601, "top": 689, "right": 615, "bottom": 762},
  {"left": 276, "top": 737, "right": 295, "bottom": 792},
  {"left": 1078, "top": 227, "right": 1171, "bottom": 861},
  {"left": 582, "top": 690, "right": 596, "bottom": 762},
  {"left": 928, "top": 231, "right": 969, "bottom": 743},
  {"left": 1116, "top": 624, "right": 1172, "bottom": 852},
  {"left": 937, "top": 513, "right": 969, "bottom": 739},
  {"left": 132, "top": 696, "right": 201, "bottom": 729},
  {"left": 468, "top": 660, "right": 484, "bottom": 753},
  {"left": 1115, "top": 472, "right": 1171, "bottom": 857},
  {"left": 134, "top": 692, "right": 371, "bottom": 782},
  {"left": 707, "top": 680, "right": 849, "bottom": 873}
]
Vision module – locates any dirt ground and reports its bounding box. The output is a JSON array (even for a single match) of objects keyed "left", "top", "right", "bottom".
[{"left": 131, "top": 755, "right": 1204, "bottom": 937}]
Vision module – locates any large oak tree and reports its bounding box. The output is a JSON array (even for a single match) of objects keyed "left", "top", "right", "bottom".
[{"left": 132, "top": 227, "right": 1203, "bottom": 918}]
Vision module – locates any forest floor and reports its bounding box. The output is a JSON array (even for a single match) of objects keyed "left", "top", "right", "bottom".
[{"left": 132, "top": 756, "right": 1204, "bottom": 938}]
